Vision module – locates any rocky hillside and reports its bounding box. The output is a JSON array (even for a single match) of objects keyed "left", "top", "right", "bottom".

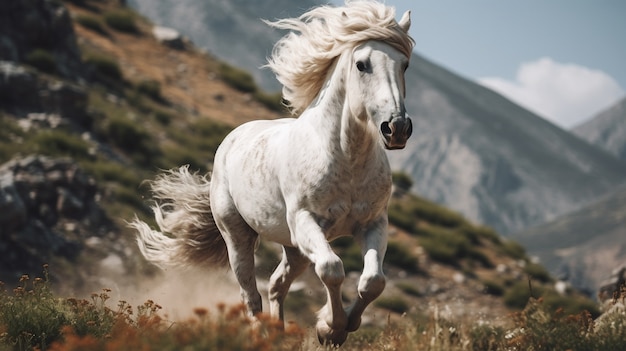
[
  {"left": 0, "top": 0, "right": 599, "bottom": 325},
  {"left": 512, "top": 185, "right": 626, "bottom": 296},
  {"left": 573, "top": 96, "right": 626, "bottom": 162},
  {"left": 126, "top": 0, "right": 626, "bottom": 236}
]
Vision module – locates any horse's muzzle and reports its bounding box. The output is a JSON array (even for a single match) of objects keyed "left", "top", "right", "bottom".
[{"left": 381, "top": 116, "right": 412, "bottom": 150}]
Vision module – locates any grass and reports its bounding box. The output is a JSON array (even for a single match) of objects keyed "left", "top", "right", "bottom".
[{"left": 0, "top": 269, "right": 623, "bottom": 351}]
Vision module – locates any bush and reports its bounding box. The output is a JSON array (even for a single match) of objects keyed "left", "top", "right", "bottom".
[
  {"left": 387, "top": 202, "right": 417, "bottom": 232},
  {"left": 103, "top": 10, "right": 139, "bottom": 33},
  {"left": 419, "top": 229, "right": 469, "bottom": 265},
  {"left": 75, "top": 15, "right": 108, "bottom": 35},
  {"left": 85, "top": 54, "right": 123, "bottom": 81},
  {"left": 385, "top": 241, "right": 419, "bottom": 273},
  {"left": 218, "top": 63, "right": 257, "bottom": 93},
  {"left": 25, "top": 49, "right": 56, "bottom": 74},
  {"left": 500, "top": 239, "right": 526, "bottom": 260},
  {"left": 391, "top": 171, "right": 413, "bottom": 192},
  {"left": 253, "top": 91, "right": 286, "bottom": 112},
  {"left": 396, "top": 282, "right": 422, "bottom": 297},
  {"left": 374, "top": 296, "right": 409, "bottom": 314},
  {"left": 482, "top": 279, "right": 505, "bottom": 296},
  {"left": 29, "top": 130, "right": 92, "bottom": 160},
  {"left": 135, "top": 79, "right": 163, "bottom": 101},
  {"left": 523, "top": 262, "right": 553, "bottom": 283}
]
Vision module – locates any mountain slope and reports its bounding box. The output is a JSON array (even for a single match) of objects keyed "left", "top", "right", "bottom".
[
  {"left": 394, "top": 54, "right": 626, "bottom": 234},
  {"left": 126, "top": 0, "right": 320, "bottom": 92},
  {"left": 511, "top": 186, "right": 626, "bottom": 295},
  {"left": 572, "top": 96, "right": 626, "bottom": 162},
  {"left": 127, "top": 0, "right": 626, "bottom": 235}
]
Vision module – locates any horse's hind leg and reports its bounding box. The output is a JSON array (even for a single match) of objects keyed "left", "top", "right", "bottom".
[
  {"left": 212, "top": 199, "right": 262, "bottom": 316},
  {"left": 268, "top": 246, "right": 310, "bottom": 322}
]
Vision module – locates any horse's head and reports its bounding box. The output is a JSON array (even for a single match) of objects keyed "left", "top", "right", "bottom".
[{"left": 346, "top": 11, "right": 413, "bottom": 150}]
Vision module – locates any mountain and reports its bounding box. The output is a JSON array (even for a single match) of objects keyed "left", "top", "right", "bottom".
[
  {"left": 511, "top": 186, "right": 626, "bottom": 295},
  {"left": 126, "top": 0, "right": 319, "bottom": 92},
  {"left": 394, "top": 55, "right": 626, "bottom": 235},
  {"left": 572, "top": 96, "right": 626, "bottom": 162},
  {"left": 126, "top": 0, "right": 626, "bottom": 235}
]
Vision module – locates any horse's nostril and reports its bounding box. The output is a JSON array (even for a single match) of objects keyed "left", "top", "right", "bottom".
[
  {"left": 380, "top": 121, "right": 392, "bottom": 135},
  {"left": 405, "top": 118, "right": 413, "bottom": 137}
]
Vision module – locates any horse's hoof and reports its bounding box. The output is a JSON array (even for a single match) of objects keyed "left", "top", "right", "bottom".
[{"left": 316, "top": 320, "right": 348, "bottom": 346}]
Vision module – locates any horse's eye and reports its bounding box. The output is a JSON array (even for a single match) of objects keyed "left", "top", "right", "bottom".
[{"left": 356, "top": 61, "right": 368, "bottom": 72}]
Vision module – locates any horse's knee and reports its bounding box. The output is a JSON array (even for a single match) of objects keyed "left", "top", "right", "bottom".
[
  {"left": 359, "top": 273, "right": 385, "bottom": 300},
  {"left": 315, "top": 257, "right": 345, "bottom": 287}
]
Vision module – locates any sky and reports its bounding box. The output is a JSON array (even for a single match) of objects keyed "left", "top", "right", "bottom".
[{"left": 368, "top": 0, "right": 626, "bottom": 129}]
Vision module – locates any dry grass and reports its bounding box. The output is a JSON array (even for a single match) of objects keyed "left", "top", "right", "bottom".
[{"left": 1, "top": 268, "right": 624, "bottom": 351}]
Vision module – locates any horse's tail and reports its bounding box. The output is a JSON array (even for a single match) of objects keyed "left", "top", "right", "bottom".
[{"left": 130, "top": 166, "right": 229, "bottom": 269}]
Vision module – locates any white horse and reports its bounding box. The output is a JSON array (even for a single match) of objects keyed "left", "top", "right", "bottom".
[{"left": 132, "top": 1, "right": 414, "bottom": 346}]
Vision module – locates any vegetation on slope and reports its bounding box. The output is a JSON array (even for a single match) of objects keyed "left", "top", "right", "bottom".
[{"left": 0, "top": 270, "right": 624, "bottom": 351}]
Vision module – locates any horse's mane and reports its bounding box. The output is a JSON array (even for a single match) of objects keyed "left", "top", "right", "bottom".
[{"left": 265, "top": 1, "right": 415, "bottom": 115}]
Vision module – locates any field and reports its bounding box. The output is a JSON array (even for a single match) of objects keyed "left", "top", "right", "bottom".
[{"left": 1, "top": 268, "right": 625, "bottom": 351}]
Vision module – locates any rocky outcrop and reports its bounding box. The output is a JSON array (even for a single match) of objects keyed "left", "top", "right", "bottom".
[
  {"left": 599, "top": 265, "right": 626, "bottom": 302},
  {"left": 0, "top": 155, "right": 112, "bottom": 281},
  {"left": 0, "top": 0, "right": 84, "bottom": 78},
  {"left": 0, "top": 61, "right": 89, "bottom": 126},
  {"left": 152, "top": 26, "right": 188, "bottom": 50}
]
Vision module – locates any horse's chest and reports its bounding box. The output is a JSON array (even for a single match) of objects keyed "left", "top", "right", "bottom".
[{"left": 308, "top": 180, "right": 390, "bottom": 237}]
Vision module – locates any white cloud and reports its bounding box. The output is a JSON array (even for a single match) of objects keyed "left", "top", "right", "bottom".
[{"left": 478, "top": 57, "right": 625, "bottom": 128}]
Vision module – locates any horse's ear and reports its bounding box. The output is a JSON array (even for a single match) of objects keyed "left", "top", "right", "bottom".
[{"left": 398, "top": 10, "right": 411, "bottom": 32}]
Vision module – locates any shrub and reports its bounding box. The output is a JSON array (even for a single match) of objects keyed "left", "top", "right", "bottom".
[
  {"left": 500, "top": 239, "right": 526, "bottom": 260},
  {"left": 218, "top": 63, "right": 257, "bottom": 93},
  {"left": 482, "top": 279, "right": 505, "bottom": 296},
  {"left": 0, "top": 273, "right": 68, "bottom": 350},
  {"left": 396, "top": 282, "right": 422, "bottom": 297},
  {"left": 523, "top": 262, "right": 553, "bottom": 283},
  {"left": 25, "top": 49, "right": 56, "bottom": 73},
  {"left": 135, "top": 79, "right": 163, "bottom": 101},
  {"left": 103, "top": 10, "right": 139, "bottom": 33},
  {"left": 385, "top": 241, "right": 419, "bottom": 273},
  {"left": 85, "top": 54, "right": 123, "bottom": 81},
  {"left": 29, "top": 130, "right": 92, "bottom": 160},
  {"left": 419, "top": 229, "right": 469, "bottom": 265},
  {"left": 374, "top": 296, "right": 409, "bottom": 314},
  {"left": 387, "top": 202, "right": 417, "bottom": 232},
  {"left": 253, "top": 90, "right": 286, "bottom": 112},
  {"left": 75, "top": 15, "right": 108, "bottom": 35},
  {"left": 391, "top": 171, "right": 413, "bottom": 192}
]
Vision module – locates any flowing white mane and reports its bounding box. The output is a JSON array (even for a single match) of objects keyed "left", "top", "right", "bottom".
[{"left": 265, "top": 1, "right": 415, "bottom": 115}]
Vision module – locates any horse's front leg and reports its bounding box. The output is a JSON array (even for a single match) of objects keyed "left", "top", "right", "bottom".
[
  {"left": 293, "top": 210, "right": 348, "bottom": 346},
  {"left": 346, "top": 217, "right": 388, "bottom": 332}
]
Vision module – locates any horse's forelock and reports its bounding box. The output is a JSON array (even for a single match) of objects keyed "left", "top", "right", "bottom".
[{"left": 265, "top": 1, "right": 415, "bottom": 115}]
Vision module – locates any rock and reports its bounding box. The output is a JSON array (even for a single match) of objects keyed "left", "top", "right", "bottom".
[
  {"left": 152, "top": 26, "right": 187, "bottom": 50},
  {"left": 0, "top": 0, "right": 84, "bottom": 78},
  {"left": 0, "top": 155, "right": 111, "bottom": 281},
  {"left": 598, "top": 265, "right": 626, "bottom": 302},
  {"left": 0, "top": 60, "right": 89, "bottom": 127}
]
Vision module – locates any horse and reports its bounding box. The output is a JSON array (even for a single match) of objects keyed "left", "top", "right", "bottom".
[{"left": 131, "top": 1, "right": 414, "bottom": 346}]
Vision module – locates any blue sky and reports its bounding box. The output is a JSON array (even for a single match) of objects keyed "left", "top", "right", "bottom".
[{"left": 355, "top": 1, "right": 626, "bottom": 128}]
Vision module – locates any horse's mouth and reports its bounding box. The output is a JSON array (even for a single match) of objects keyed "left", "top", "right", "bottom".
[{"left": 381, "top": 117, "right": 412, "bottom": 150}]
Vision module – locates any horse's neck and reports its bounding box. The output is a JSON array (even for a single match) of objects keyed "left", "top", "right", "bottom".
[{"left": 309, "top": 56, "right": 377, "bottom": 164}]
